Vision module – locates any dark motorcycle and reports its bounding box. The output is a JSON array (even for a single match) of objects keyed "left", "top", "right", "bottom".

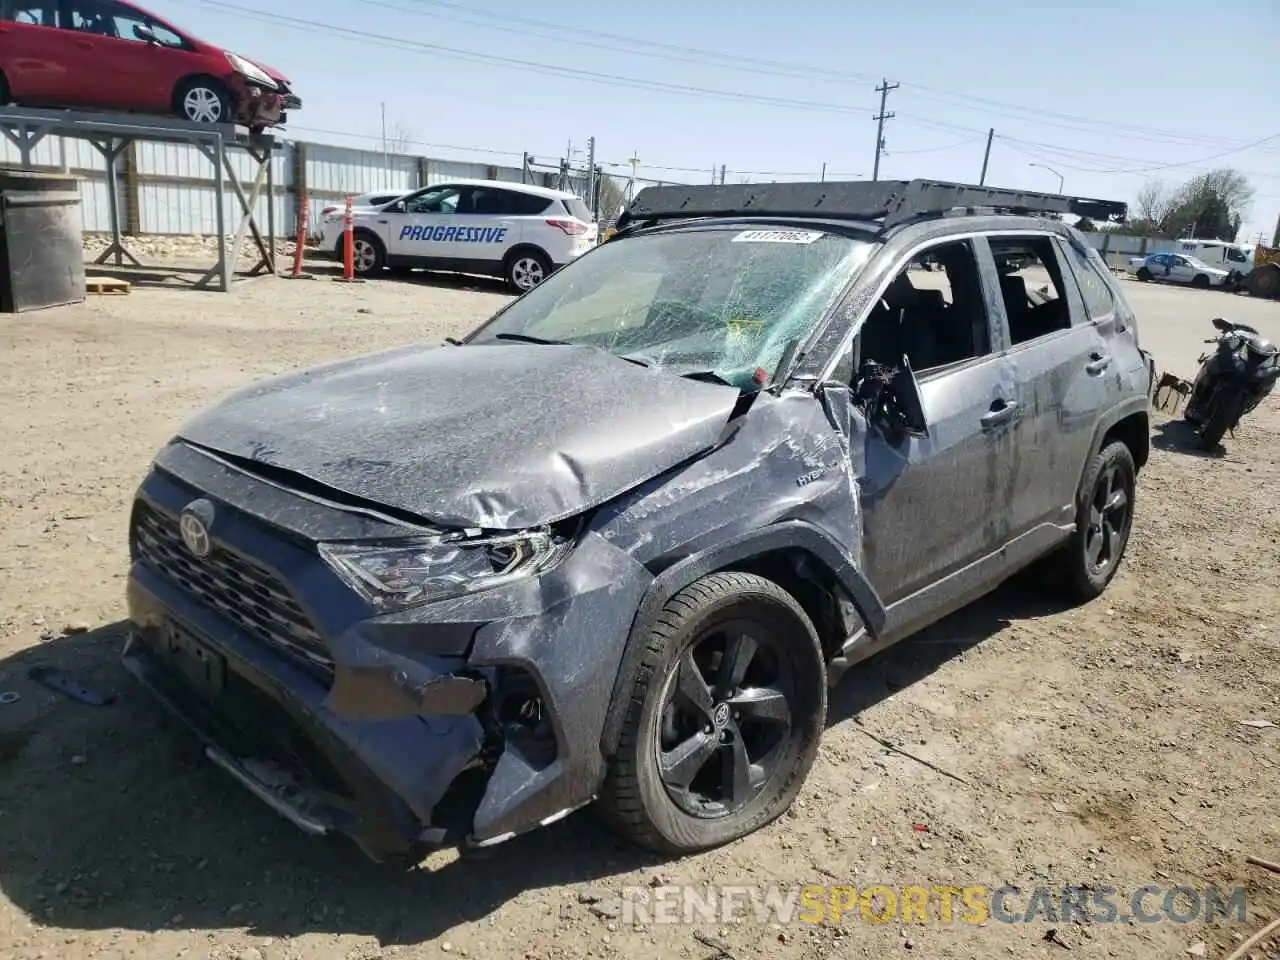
[{"left": 1183, "top": 317, "right": 1279, "bottom": 449}]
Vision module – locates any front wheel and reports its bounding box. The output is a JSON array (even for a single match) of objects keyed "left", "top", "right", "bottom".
[
  {"left": 598, "top": 572, "right": 827, "bottom": 854},
  {"left": 1046, "top": 441, "right": 1136, "bottom": 602},
  {"left": 504, "top": 249, "right": 552, "bottom": 293},
  {"left": 175, "top": 79, "right": 232, "bottom": 125},
  {"left": 1192, "top": 274, "right": 1211, "bottom": 289},
  {"left": 1198, "top": 387, "right": 1246, "bottom": 450},
  {"left": 1137, "top": 267, "right": 1152, "bottom": 282}
]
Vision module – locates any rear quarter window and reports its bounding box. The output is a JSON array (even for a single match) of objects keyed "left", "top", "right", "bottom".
[
  {"left": 561, "top": 197, "right": 593, "bottom": 222},
  {"left": 1062, "top": 240, "right": 1116, "bottom": 319}
]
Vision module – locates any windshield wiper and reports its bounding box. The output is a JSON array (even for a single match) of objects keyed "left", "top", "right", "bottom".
[
  {"left": 492, "top": 332, "right": 571, "bottom": 346},
  {"left": 679, "top": 370, "right": 736, "bottom": 387}
]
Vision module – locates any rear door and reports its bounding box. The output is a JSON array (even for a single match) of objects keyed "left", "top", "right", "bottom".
[
  {"left": 1, "top": 0, "right": 75, "bottom": 102},
  {"left": 439, "top": 185, "right": 523, "bottom": 269},
  {"left": 988, "top": 232, "right": 1111, "bottom": 539}
]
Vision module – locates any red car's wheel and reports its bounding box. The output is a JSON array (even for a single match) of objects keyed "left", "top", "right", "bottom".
[{"left": 175, "top": 78, "right": 232, "bottom": 125}]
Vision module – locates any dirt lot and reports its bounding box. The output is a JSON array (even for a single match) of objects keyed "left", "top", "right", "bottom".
[{"left": 1, "top": 262, "right": 1278, "bottom": 960}]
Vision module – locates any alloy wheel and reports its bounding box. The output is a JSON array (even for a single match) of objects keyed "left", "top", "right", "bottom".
[
  {"left": 511, "top": 257, "right": 545, "bottom": 290},
  {"left": 353, "top": 238, "right": 378, "bottom": 274},
  {"left": 655, "top": 620, "right": 794, "bottom": 819},
  {"left": 1084, "top": 461, "right": 1132, "bottom": 575},
  {"left": 183, "top": 87, "right": 224, "bottom": 124}
]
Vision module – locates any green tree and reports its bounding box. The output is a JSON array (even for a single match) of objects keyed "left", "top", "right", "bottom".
[{"left": 1127, "top": 170, "right": 1254, "bottom": 241}]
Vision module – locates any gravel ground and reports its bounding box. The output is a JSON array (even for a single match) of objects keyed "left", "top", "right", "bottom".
[{"left": 0, "top": 265, "right": 1278, "bottom": 960}]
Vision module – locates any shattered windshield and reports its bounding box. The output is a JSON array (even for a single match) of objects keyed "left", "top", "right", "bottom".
[{"left": 467, "top": 225, "right": 875, "bottom": 390}]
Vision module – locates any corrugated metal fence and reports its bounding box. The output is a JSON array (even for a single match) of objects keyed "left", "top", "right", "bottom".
[{"left": 0, "top": 134, "right": 632, "bottom": 240}]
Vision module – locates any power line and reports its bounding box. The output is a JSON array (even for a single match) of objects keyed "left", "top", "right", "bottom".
[
  {"left": 346, "top": 0, "right": 1272, "bottom": 152},
  {"left": 181, "top": 0, "right": 875, "bottom": 117}
]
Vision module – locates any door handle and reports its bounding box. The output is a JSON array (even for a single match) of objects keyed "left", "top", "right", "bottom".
[
  {"left": 980, "top": 399, "right": 1017, "bottom": 430},
  {"left": 1086, "top": 352, "right": 1111, "bottom": 375},
  {"left": 76, "top": 40, "right": 94, "bottom": 49}
]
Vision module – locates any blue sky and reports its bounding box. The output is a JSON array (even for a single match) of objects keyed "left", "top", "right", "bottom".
[{"left": 156, "top": 0, "right": 1279, "bottom": 241}]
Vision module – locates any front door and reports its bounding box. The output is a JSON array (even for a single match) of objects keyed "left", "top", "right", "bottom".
[
  {"left": 58, "top": 0, "right": 193, "bottom": 112},
  {"left": 384, "top": 183, "right": 465, "bottom": 266},
  {"left": 853, "top": 238, "right": 1016, "bottom": 620}
]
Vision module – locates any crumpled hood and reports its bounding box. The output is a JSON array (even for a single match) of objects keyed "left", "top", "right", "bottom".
[{"left": 175, "top": 342, "right": 740, "bottom": 530}]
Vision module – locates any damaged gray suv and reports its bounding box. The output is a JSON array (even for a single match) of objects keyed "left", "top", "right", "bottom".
[{"left": 123, "top": 179, "right": 1156, "bottom": 861}]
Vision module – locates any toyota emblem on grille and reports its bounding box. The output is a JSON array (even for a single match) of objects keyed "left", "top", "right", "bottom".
[{"left": 179, "top": 499, "right": 215, "bottom": 557}]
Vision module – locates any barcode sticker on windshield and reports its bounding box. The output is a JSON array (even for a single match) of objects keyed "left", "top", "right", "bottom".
[{"left": 732, "top": 229, "right": 823, "bottom": 244}]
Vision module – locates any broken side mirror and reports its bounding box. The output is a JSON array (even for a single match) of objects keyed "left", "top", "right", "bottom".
[
  {"left": 873, "top": 358, "right": 928, "bottom": 442},
  {"left": 132, "top": 23, "right": 157, "bottom": 43},
  {"left": 816, "top": 379, "right": 853, "bottom": 434}
]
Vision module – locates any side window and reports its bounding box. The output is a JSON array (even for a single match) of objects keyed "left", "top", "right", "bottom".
[
  {"left": 1060, "top": 239, "right": 1116, "bottom": 319},
  {"left": 404, "top": 186, "right": 462, "bottom": 215},
  {"left": 988, "top": 236, "right": 1072, "bottom": 346},
  {"left": 462, "top": 188, "right": 549, "bottom": 216},
  {"left": 856, "top": 240, "right": 992, "bottom": 375},
  {"left": 7, "top": 1, "right": 56, "bottom": 24},
  {"left": 103, "top": 2, "right": 184, "bottom": 45},
  {"left": 505, "top": 191, "right": 554, "bottom": 216},
  {"left": 1227, "top": 247, "right": 1249, "bottom": 264},
  {"left": 62, "top": 0, "right": 114, "bottom": 34}
]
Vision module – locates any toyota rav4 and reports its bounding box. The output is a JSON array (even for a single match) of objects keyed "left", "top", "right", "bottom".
[{"left": 122, "top": 179, "right": 1155, "bottom": 862}]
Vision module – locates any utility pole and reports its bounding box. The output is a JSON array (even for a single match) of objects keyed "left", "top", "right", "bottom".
[
  {"left": 872, "top": 78, "right": 898, "bottom": 181},
  {"left": 719, "top": 164, "right": 726, "bottom": 185},
  {"left": 820, "top": 162, "right": 826, "bottom": 182},
  {"left": 585, "top": 136, "right": 596, "bottom": 213},
  {"left": 979, "top": 128, "right": 994, "bottom": 185},
  {"left": 627, "top": 151, "right": 641, "bottom": 204},
  {"left": 380, "top": 101, "right": 388, "bottom": 185}
]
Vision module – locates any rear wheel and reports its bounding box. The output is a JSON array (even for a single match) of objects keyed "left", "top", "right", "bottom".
[
  {"left": 1198, "top": 387, "right": 1246, "bottom": 450},
  {"left": 175, "top": 78, "right": 232, "bottom": 125},
  {"left": 1136, "top": 267, "right": 1152, "bottom": 282},
  {"left": 350, "top": 232, "right": 385, "bottom": 276},
  {"left": 598, "top": 572, "right": 827, "bottom": 854},
  {"left": 1046, "top": 441, "right": 1136, "bottom": 602},
  {"left": 504, "top": 249, "right": 552, "bottom": 293}
]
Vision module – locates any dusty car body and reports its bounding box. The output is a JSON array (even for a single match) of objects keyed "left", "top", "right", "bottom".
[{"left": 123, "top": 179, "right": 1154, "bottom": 861}]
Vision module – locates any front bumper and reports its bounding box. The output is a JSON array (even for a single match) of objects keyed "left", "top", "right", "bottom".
[
  {"left": 122, "top": 443, "right": 648, "bottom": 859},
  {"left": 228, "top": 75, "right": 301, "bottom": 129}
]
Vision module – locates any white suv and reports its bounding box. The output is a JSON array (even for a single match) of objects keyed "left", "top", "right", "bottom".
[{"left": 321, "top": 178, "right": 598, "bottom": 291}]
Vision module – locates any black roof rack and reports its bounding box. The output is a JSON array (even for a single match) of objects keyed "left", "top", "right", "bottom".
[{"left": 614, "top": 178, "right": 1127, "bottom": 233}]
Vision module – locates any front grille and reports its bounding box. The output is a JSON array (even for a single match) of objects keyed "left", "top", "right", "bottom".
[{"left": 132, "top": 502, "right": 334, "bottom": 678}]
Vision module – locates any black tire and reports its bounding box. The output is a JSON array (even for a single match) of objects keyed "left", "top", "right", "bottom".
[
  {"left": 504, "top": 248, "right": 552, "bottom": 293},
  {"left": 1198, "top": 387, "right": 1246, "bottom": 450},
  {"left": 349, "top": 231, "right": 385, "bottom": 276},
  {"left": 174, "top": 77, "right": 233, "bottom": 125},
  {"left": 1047, "top": 441, "right": 1137, "bottom": 602},
  {"left": 1192, "top": 274, "right": 1211, "bottom": 289},
  {"left": 598, "top": 571, "right": 827, "bottom": 855},
  {"left": 0, "top": 72, "right": 10, "bottom": 106},
  {"left": 1136, "top": 267, "right": 1152, "bottom": 282}
]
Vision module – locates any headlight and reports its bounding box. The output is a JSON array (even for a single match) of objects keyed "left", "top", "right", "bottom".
[
  {"left": 226, "top": 52, "right": 277, "bottom": 90},
  {"left": 318, "top": 530, "right": 571, "bottom": 611}
]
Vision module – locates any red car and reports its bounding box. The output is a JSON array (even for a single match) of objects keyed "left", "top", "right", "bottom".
[{"left": 0, "top": 0, "right": 300, "bottom": 130}]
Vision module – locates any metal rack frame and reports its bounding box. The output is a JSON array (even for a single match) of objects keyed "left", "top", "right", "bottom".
[
  {"left": 617, "top": 178, "right": 1128, "bottom": 233},
  {"left": 0, "top": 106, "right": 277, "bottom": 291}
]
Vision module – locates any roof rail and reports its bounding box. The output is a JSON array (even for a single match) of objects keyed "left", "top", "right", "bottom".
[{"left": 615, "top": 178, "right": 1127, "bottom": 233}]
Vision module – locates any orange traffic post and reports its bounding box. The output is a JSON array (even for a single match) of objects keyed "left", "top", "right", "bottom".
[
  {"left": 285, "top": 189, "right": 313, "bottom": 279},
  {"left": 333, "top": 193, "right": 364, "bottom": 283}
]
